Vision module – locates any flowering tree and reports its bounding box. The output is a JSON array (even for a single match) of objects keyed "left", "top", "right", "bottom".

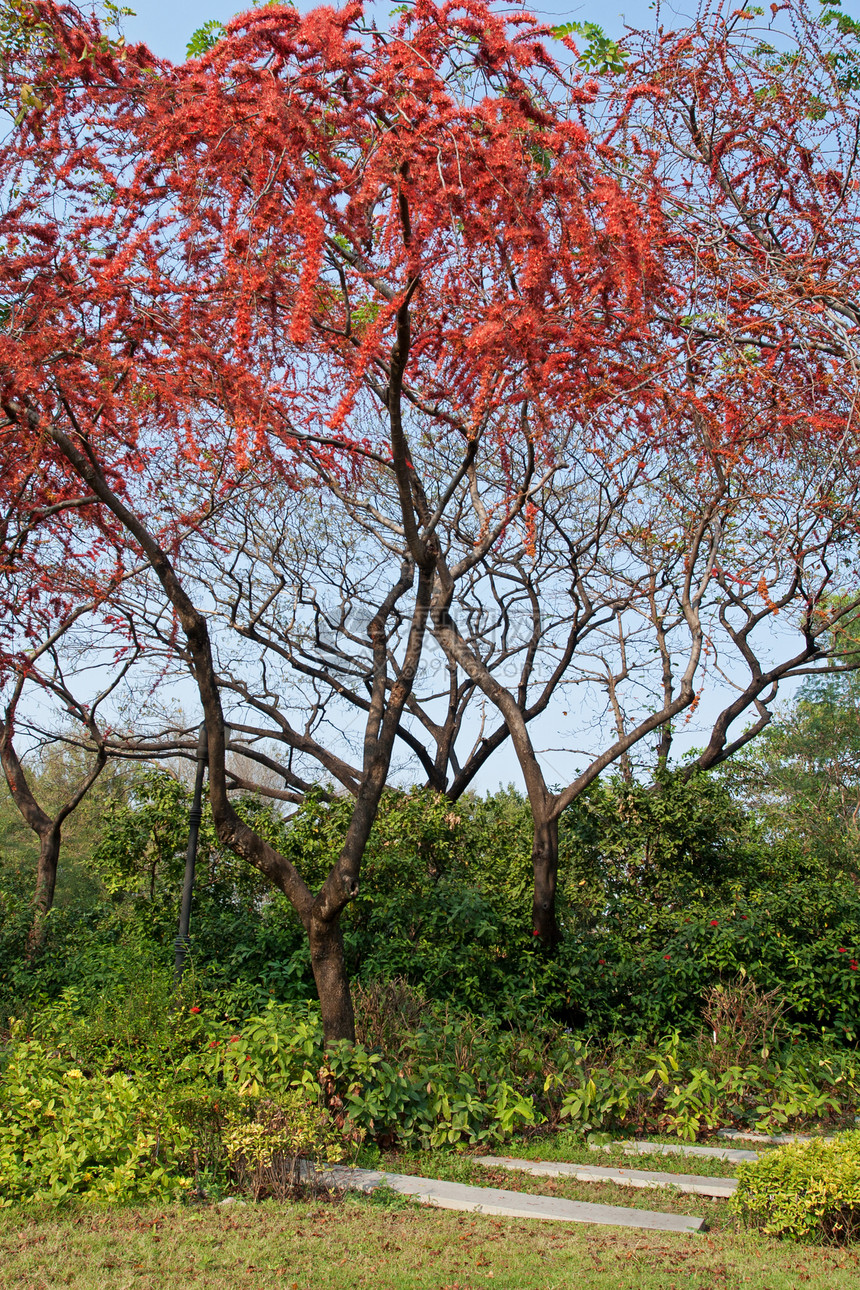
[
  {"left": 3, "top": 0, "right": 859, "bottom": 993},
  {"left": 620, "top": 0, "right": 860, "bottom": 774},
  {"left": 0, "top": 0, "right": 670, "bottom": 1035}
]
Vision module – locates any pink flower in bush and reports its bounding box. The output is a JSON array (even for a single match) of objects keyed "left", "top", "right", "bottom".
[
  {"left": 190, "top": 1006, "right": 200, "bottom": 1014},
  {"left": 598, "top": 959, "right": 605, "bottom": 965},
  {"left": 208, "top": 1041, "right": 219, "bottom": 1048},
  {"left": 710, "top": 920, "right": 719, "bottom": 926},
  {"left": 229, "top": 1036, "right": 242, "bottom": 1043},
  {"left": 664, "top": 954, "right": 671, "bottom": 960},
  {"left": 851, "top": 961, "right": 859, "bottom": 971},
  {"left": 839, "top": 948, "right": 847, "bottom": 953}
]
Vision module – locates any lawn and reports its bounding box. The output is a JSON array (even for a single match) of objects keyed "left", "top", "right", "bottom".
[{"left": 3, "top": 1194, "right": 860, "bottom": 1290}]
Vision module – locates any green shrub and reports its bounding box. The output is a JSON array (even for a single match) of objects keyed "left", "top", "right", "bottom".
[
  {"left": 4, "top": 984, "right": 860, "bottom": 1211},
  {"left": 180, "top": 998, "right": 539, "bottom": 1149},
  {"left": 27, "top": 950, "right": 206, "bottom": 1076},
  {"left": 183, "top": 996, "right": 860, "bottom": 1148},
  {"left": 731, "top": 1132, "right": 860, "bottom": 1243},
  {"left": 8, "top": 772, "right": 860, "bottom": 1046},
  {"left": 551, "top": 1033, "right": 858, "bottom": 1139},
  {"left": 0, "top": 1033, "right": 194, "bottom": 1205}
]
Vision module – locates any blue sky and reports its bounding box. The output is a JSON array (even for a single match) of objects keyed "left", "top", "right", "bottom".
[{"left": 123, "top": 0, "right": 678, "bottom": 63}]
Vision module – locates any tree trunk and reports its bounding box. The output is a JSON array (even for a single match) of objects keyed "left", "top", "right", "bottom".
[
  {"left": 28, "top": 826, "right": 61, "bottom": 955},
  {"left": 309, "top": 912, "right": 355, "bottom": 1043},
  {"left": 531, "top": 813, "right": 559, "bottom": 948}
]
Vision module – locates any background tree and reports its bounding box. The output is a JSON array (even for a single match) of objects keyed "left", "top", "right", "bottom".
[
  {"left": 0, "top": 469, "right": 142, "bottom": 945},
  {"left": 422, "top": 0, "right": 860, "bottom": 942},
  {"left": 726, "top": 663, "right": 860, "bottom": 879}
]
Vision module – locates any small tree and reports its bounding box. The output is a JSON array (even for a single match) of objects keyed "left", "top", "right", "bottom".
[{"left": 0, "top": 489, "right": 139, "bottom": 946}]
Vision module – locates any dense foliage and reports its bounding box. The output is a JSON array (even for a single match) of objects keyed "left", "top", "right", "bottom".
[
  {"left": 732, "top": 1133, "right": 860, "bottom": 1243},
  {"left": 4, "top": 752, "right": 860, "bottom": 1042},
  {"left": 3, "top": 966, "right": 860, "bottom": 1208}
]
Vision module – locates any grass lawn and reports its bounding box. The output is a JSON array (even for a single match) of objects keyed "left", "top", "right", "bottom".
[{"left": 3, "top": 1193, "right": 860, "bottom": 1290}]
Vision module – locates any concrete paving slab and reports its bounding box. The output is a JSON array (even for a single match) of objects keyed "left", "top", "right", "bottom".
[
  {"left": 312, "top": 1164, "right": 706, "bottom": 1233},
  {"left": 473, "top": 1154, "right": 736, "bottom": 1199},
  {"left": 717, "top": 1130, "right": 813, "bottom": 1145},
  {"left": 591, "top": 1140, "right": 760, "bottom": 1164}
]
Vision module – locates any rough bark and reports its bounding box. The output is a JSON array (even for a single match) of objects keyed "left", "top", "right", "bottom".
[
  {"left": 531, "top": 813, "right": 559, "bottom": 948},
  {"left": 28, "top": 826, "right": 61, "bottom": 953},
  {"left": 308, "top": 913, "right": 354, "bottom": 1043}
]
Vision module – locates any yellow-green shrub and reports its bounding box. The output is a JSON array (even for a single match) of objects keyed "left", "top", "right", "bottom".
[
  {"left": 0, "top": 1035, "right": 194, "bottom": 1205},
  {"left": 731, "top": 1132, "right": 860, "bottom": 1243},
  {"left": 223, "top": 1089, "right": 352, "bottom": 1199}
]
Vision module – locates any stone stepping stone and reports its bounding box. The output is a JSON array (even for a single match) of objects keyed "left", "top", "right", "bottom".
[
  {"left": 591, "top": 1139, "right": 760, "bottom": 1164},
  {"left": 717, "top": 1129, "right": 813, "bottom": 1145},
  {"left": 313, "top": 1164, "right": 705, "bottom": 1233},
  {"left": 473, "top": 1154, "right": 736, "bottom": 1199}
]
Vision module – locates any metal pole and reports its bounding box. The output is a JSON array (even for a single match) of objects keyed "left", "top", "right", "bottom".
[{"left": 174, "top": 721, "right": 208, "bottom": 984}]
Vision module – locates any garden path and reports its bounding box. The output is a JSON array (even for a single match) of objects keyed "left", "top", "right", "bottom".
[
  {"left": 312, "top": 1164, "right": 706, "bottom": 1232},
  {"left": 306, "top": 1134, "right": 822, "bottom": 1234}
]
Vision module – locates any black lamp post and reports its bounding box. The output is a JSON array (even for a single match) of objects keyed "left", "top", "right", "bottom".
[{"left": 174, "top": 721, "right": 208, "bottom": 984}]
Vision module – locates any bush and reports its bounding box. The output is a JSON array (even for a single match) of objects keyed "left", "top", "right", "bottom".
[
  {"left": 180, "top": 996, "right": 860, "bottom": 1147},
  {"left": 180, "top": 998, "right": 539, "bottom": 1149},
  {"left": 223, "top": 1090, "right": 351, "bottom": 1200},
  {"left": 4, "top": 978, "right": 860, "bottom": 1210},
  {"left": 0, "top": 1032, "right": 194, "bottom": 1205},
  {"left": 9, "top": 771, "right": 860, "bottom": 1046},
  {"left": 700, "top": 978, "right": 787, "bottom": 1073},
  {"left": 551, "top": 1032, "right": 859, "bottom": 1140},
  {"left": 731, "top": 1132, "right": 860, "bottom": 1243}
]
